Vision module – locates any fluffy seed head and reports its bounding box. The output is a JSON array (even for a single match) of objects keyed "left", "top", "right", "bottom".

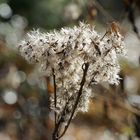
[{"left": 18, "top": 22, "right": 126, "bottom": 120}]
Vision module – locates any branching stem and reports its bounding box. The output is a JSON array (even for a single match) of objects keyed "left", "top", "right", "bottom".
[{"left": 54, "top": 63, "right": 89, "bottom": 139}]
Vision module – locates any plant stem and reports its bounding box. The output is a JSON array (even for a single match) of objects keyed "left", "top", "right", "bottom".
[
  {"left": 52, "top": 69, "right": 58, "bottom": 140},
  {"left": 57, "top": 63, "right": 89, "bottom": 139}
]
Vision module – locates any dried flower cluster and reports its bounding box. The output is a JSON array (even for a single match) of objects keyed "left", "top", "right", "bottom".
[{"left": 18, "top": 22, "right": 125, "bottom": 123}]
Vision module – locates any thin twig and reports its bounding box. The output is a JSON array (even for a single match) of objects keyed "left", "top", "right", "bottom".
[
  {"left": 94, "top": 0, "right": 114, "bottom": 22},
  {"left": 52, "top": 69, "right": 57, "bottom": 140},
  {"left": 100, "top": 31, "right": 108, "bottom": 41},
  {"left": 57, "top": 63, "right": 89, "bottom": 139},
  {"left": 52, "top": 69, "right": 57, "bottom": 125},
  {"left": 52, "top": 97, "right": 70, "bottom": 139}
]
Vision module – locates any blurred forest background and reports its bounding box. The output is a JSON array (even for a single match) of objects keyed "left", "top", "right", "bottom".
[{"left": 0, "top": 0, "right": 140, "bottom": 140}]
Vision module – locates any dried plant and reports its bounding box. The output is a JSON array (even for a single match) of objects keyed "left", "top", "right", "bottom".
[{"left": 17, "top": 22, "right": 125, "bottom": 140}]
